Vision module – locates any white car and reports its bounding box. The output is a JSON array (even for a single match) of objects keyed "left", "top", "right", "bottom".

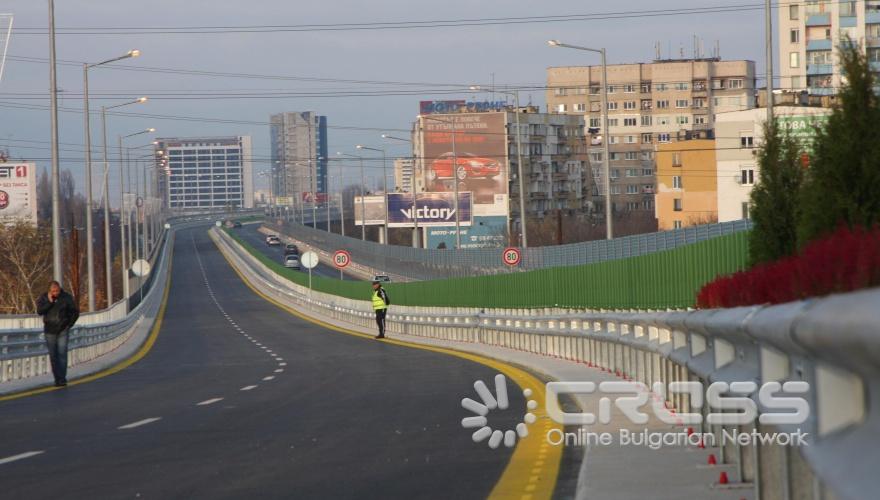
[
  {"left": 284, "top": 254, "right": 301, "bottom": 269},
  {"left": 266, "top": 235, "right": 281, "bottom": 246}
]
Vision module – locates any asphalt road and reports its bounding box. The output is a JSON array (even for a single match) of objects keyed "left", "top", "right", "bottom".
[
  {"left": 0, "top": 226, "right": 530, "bottom": 499},
  {"left": 235, "top": 224, "right": 360, "bottom": 281}
]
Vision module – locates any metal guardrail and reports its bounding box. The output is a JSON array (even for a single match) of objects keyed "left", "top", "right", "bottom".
[
  {"left": 0, "top": 225, "right": 174, "bottom": 384},
  {"left": 216, "top": 226, "right": 874, "bottom": 500},
  {"left": 265, "top": 219, "right": 752, "bottom": 280}
]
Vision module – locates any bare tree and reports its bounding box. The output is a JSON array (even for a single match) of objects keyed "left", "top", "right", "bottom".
[{"left": 0, "top": 222, "right": 53, "bottom": 314}]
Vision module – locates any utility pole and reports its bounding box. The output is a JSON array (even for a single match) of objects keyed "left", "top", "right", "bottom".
[
  {"left": 765, "top": 0, "right": 774, "bottom": 123},
  {"left": 48, "top": 0, "right": 62, "bottom": 283}
]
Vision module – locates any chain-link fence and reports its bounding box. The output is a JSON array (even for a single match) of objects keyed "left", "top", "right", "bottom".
[{"left": 264, "top": 219, "right": 752, "bottom": 281}]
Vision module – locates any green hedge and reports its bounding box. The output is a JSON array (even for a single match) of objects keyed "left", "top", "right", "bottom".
[{"left": 223, "top": 228, "right": 749, "bottom": 310}]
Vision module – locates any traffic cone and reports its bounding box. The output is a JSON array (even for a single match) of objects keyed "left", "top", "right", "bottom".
[
  {"left": 708, "top": 454, "right": 717, "bottom": 465},
  {"left": 718, "top": 471, "right": 729, "bottom": 484}
]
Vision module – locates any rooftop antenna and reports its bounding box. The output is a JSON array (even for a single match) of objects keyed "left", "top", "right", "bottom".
[
  {"left": 693, "top": 35, "right": 698, "bottom": 59},
  {"left": 655, "top": 41, "right": 661, "bottom": 61},
  {"left": 715, "top": 40, "right": 721, "bottom": 59}
]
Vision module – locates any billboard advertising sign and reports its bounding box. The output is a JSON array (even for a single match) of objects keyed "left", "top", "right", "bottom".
[
  {"left": 302, "top": 192, "right": 329, "bottom": 204},
  {"left": 419, "top": 100, "right": 508, "bottom": 115},
  {"left": 425, "top": 215, "right": 508, "bottom": 249},
  {"left": 420, "top": 112, "right": 509, "bottom": 218},
  {"left": 353, "top": 195, "right": 386, "bottom": 226},
  {"left": 0, "top": 162, "right": 37, "bottom": 225},
  {"left": 386, "top": 192, "right": 472, "bottom": 228},
  {"left": 777, "top": 115, "right": 829, "bottom": 150}
]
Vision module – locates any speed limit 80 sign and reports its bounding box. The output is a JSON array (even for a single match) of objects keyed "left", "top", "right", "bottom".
[
  {"left": 502, "top": 247, "right": 521, "bottom": 266},
  {"left": 333, "top": 250, "right": 352, "bottom": 269}
]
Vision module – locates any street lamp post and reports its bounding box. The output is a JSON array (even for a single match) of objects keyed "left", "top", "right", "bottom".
[
  {"left": 356, "top": 145, "right": 388, "bottom": 244},
  {"left": 548, "top": 40, "right": 613, "bottom": 240},
  {"left": 470, "top": 85, "right": 528, "bottom": 247},
  {"left": 48, "top": 0, "right": 62, "bottom": 284},
  {"left": 420, "top": 115, "right": 462, "bottom": 248},
  {"left": 337, "top": 152, "right": 366, "bottom": 240},
  {"left": 382, "top": 134, "right": 420, "bottom": 248},
  {"left": 118, "top": 128, "right": 154, "bottom": 303},
  {"left": 82, "top": 49, "right": 140, "bottom": 311},
  {"left": 100, "top": 97, "right": 147, "bottom": 306}
]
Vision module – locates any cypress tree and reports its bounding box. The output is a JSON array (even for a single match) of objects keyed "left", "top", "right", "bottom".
[
  {"left": 748, "top": 122, "right": 805, "bottom": 265},
  {"left": 798, "top": 43, "right": 880, "bottom": 245}
]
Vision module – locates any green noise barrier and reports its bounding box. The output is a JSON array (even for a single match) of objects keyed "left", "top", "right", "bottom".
[{"left": 223, "top": 228, "right": 749, "bottom": 310}]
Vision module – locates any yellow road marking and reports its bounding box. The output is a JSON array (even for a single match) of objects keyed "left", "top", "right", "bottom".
[
  {"left": 0, "top": 235, "right": 175, "bottom": 403},
  {"left": 212, "top": 230, "right": 563, "bottom": 500}
]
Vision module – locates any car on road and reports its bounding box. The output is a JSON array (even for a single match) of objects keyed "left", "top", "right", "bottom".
[
  {"left": 284, "top": 243, "right": 299, "bottom": 255},
  {"left": 233, "top": 220, "right": 242, "bottom": 228},
  {"left": 283, "top": 254, "right": 301, "bottom": 269},
  {"left": 373, "top": 274, "right": 391, "bottom": 283},
  {"left": 427, "top": 152, "right": 502, "bottom": 182},
  {"left": 266, "top": 235, "right": 281, "bottom": 246}
]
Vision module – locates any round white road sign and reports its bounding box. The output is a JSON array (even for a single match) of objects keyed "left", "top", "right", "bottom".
[
  {"left": 131, "top": 259, "right": 152, "bottom": 277},
  {"left": 300, "top": 251, "right": 319, "bottom": 269}
]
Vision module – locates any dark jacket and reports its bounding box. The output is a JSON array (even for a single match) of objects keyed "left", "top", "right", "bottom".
[
  {"left": 36, "top": 290, "right": 80, "bottom": 335},
  {"left": 374, "top": 288, "right": 390, "bottom": 307}
]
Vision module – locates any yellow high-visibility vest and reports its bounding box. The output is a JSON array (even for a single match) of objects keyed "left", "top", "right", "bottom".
[{"left": 372, "top": 290, "right": 387, "bottom": 311}]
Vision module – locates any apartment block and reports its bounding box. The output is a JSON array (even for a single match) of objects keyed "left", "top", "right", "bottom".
[
  {"left": 393, "top": 158, "right": 415, "bottom": 193},
  {"left": 156, "top": 136, "right": 254, "bottom": 210},
  {"left": 779, "top": 0, "right": 880, "bottom": 96},
  {"left": 270, "top": 111, "right": 328, "bottom": 201},
  {"left": 546, "top": 58, "right": 756, "bottom": 217},
  {"left": 655, "top": 139, "right": 718, "bottom": 230}
]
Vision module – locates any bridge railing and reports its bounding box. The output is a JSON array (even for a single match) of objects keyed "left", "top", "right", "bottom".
[
  {"left": 0, "top": 224, "right": 174, "bottom": 385},
  {"left": 214, "top": 225, "right": 874, "bottom": 500}
]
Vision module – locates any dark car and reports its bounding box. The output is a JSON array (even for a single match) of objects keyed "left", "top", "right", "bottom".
[
  {"left": 284, "top": 243, "right": 299, "bottom": 255},
  {"left": 233, "top": 220, "right": 242, "bottom": 228}
]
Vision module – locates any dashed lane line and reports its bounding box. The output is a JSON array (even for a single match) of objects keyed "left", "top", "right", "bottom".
[
  {"left": 118, "top": 418, "right": 162, "bottom": 430},
  {"left": 0, "top": 451, "right": 45, "bottom": 466}
]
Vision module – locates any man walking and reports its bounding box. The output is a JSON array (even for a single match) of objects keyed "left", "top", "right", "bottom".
[
  {"left": 36, "top": 281, "right": 80, "bottom": 387},
  {"left": 371, "top": 280, "right": 390, "bottom": 339}
]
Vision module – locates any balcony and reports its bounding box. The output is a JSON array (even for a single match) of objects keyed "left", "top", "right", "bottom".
[
  {"left": 529, "top": 192, "right": 548, "bottom": 199},
  {"left": 868, "top": 12, "right": 880, "bottom": 24},
  {"left": 871, "top": 62, "right": 880, "bottom": 72},
  {"left": 806, "top": 39, "right": 832, "bottom": 51},
  {"left": 839, "top": 16, "right": 858, "bottom": 28},
  {"left": 809, "top": 87, "right": 836, "bottom": 96},
  {"left": 807, "top": 64, "right": 834, "bottom": 75},
  {"left": 806, "top": 13, "right": 831, "bottom": 26}
]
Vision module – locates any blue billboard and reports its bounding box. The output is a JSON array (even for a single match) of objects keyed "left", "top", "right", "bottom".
[
  {"left": 387, "top": 192, "right": 472, "bottom": 227},
  {"left": 425, "top": 216, "right": 508, "bottom": 249}
]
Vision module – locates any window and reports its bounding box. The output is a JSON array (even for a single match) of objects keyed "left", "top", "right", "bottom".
[
  {"left": 675, "top": 99, "right": 689, "bottom": 108},
  {"left": 790, "top": 29, "right": 800, "bottom": 43},
  {"left": 790, "top": 52, "right": 800, "bottom": 68},
  {"left": 673, "top": 220, "right": 683, "bottom": 229},
  {"left": 655, "top": 83, "right": 668, "bottom": 91},
  {"left": 576, "top": 87, "right": 589, "bottom": 95},
  {"left": 556, "top": 104, "right": 567, "bottom": 112},
  {"left": 590, "top": 152, "right": 603, "bottom": 162},
  {"left": 611, "top": 168, "right": 620, "bottom": 179},
  {"left": 868, "top": 48, "right": 880, "bottom": 63},
  {"left": 792, "top": 75, "right": 803, "bottom": 88},
  {"left": 656, "top": 100, "right": 669, "bottom": 109},
  {"left": 657, "top": 116, "right": 670, "bottom": 125},
  {"left": 676, "top": 116, "right": 690, "bottom": 125},
  {"left": 693, "top": 98, "right": 705, "bottom": 108},
  {"left": 641, "top": 99, "right": 653, "bottom": 110},
  {"left": 808, "top": 50, "right": 832, "bottom": 65},
  {"left": 641, "top": 115, "right": 653, "bottom": 126},
  {"left": 610, "top": 136, "right": 620, "bottom": 145},
  {"left": 624, "top": 101, "right": 637, "bottom": 110},
  {"left": 673, "top": 176, "right": 683, "bottom": 189},
  {"left": 624, "top": 118, "right": 637, "bottom": 127},
  {"left": 867, "top": 24, "right": 880, "bottom": 39},
  {"left": 590, "top": 85, "right": 600, "bottom": 95},
  {"left": 789, "top": 4, "right": 799, "bottom": 19},
  {"left": 641, "top": 151, "right": 654, "bottom": 161},
  {"left": 641, "top": 133, "right": 653, "bottom": 143},
  {"left": 640, "top": 82, "right": 651, "bottom": 93},
  {"left": 591, "top": 102, "right": 602, "bottom": 112},
  {"left": 694, "top": 115, "right": 707, "bottom": 125},
  {"left": 608, "top": 118, "right": 619, "bottom": 127},
  {"left": 742, "top": 202, "right": 750, "bottom": 219},
  {"left": 589, "top": 117, "right": 600, "bottom": 127},
  {"left": 840, "top": 1, "right": 856, "bottom": 17},
  {"left": 624, "top": 84, "right": 636, "bottom": 93},
  {"left": 554, "top": 88, "right": 567, "bottom": 96},
  {"left": 693, "top": 80, "right": 707, "bottom": 91},
  {"left": 625, "top": 135, "right": 637, "bottom": 144},
  {"left": 624, "top": 152, "right": 638, "bottom": 161},
  {"left": 611, "top": 186, "right": 622, "bottom": 195},
  {"left": 672, "top": 153, "right": 682, "bottom": 166},
  {"left": 626, "top": 185, "right": 639, "bottom": 194},
  {"left": 574, "top": 103, "right": 587, "bottom": 112},
  {"left": 673, "top": 198, "right": 683, "bottom": 211},
  {"left": 712, "top": 79, "right": 723, "bottom": 90},
  {"left": 658, "top": 133, "right": 671, "bottom": 143},
  {"left": 607, "top": 102, "right": 619, "bottom": 110},
  {"left": 607, "top": 85, "right": 616, "bottom": 94},
  {"left": 642, "top": 168, "right": 654, "bottom": 176},
  {"left": 741, "top": 135, "right": 755, "bottom": 148},
  {"left": 675, "top": 83, "right": 689, "bottom": 91},
  {"left": 728, "top": 79, "right": 744, "bottom": 89},
  {"left": 740, "top": 168, "right": 755, "bottom": 186}
]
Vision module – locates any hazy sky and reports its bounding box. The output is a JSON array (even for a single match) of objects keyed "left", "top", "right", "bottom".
[{"left": 0, "top": 1, "right": 771, "bottom": 203}]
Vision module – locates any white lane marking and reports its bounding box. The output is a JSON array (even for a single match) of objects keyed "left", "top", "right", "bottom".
[
  {"left": 279, "top": 363, "right": 287, "bottom": 366},
  {"left": 118, "top": 417, "right": 162, "bottom": 430},
  {"left": 196, "top": 398, "right": 224, "bottom": 406},
  {"left": 266, "top": 350, "right": 273, "bottom": 353},
  {"left": 274, "top": 369, "right": 284, "bottom": 373},
  {"left": 240, "top": 385, "right": 258, "bottom": 391},
  {"left": 275, "top": 358, "right": 284, "bottom": 361},
  {"left": 0, "top": 451, "right": 45, "bottom": 466},
  {"left": 262, "top": 376, "right": 275, "bottom": 381}
]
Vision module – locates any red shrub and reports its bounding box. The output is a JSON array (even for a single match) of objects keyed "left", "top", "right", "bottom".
[{"left": 696, "top": 225, "right": 880, "bottom": 308}]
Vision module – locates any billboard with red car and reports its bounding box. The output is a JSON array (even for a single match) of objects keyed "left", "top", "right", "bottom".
[{"left": 419, "top": 112, "right": 508, "bottom": 217}]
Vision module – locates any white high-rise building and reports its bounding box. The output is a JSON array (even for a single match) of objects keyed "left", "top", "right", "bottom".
[{"left": 156, "top": 136, "right": 254, "bottom": 210}]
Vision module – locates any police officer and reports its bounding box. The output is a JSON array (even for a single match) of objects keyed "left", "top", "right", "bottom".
[{"left": 371, "top": 280, "right": 390, "bottom": 339}]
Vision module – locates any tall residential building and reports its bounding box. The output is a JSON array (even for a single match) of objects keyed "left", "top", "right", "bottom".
[
  {"left": 270, "top": 112, "right": 328, "bottom": 201},
  {"left": 655, "top": 139, "right": 718, "bottom": 230},
  {"left": 546, "top": 58, "right": 756, "bottom": 217},
  {"left": 779, "top": 0, "right": 880, "bottom": 96},
  {"left": 155, "top": 136, "right": 254, "bottom": 210},
  {"left": 715, "top": 106, "right": 830, "bottom": 222},
  {"left": 393, "top": 158, "right": 415, "bottom": 193}
]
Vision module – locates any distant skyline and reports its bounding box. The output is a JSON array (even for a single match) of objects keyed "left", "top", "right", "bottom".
[{"left": 0, "top": 1, "right": 772, "bottom": 205}]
